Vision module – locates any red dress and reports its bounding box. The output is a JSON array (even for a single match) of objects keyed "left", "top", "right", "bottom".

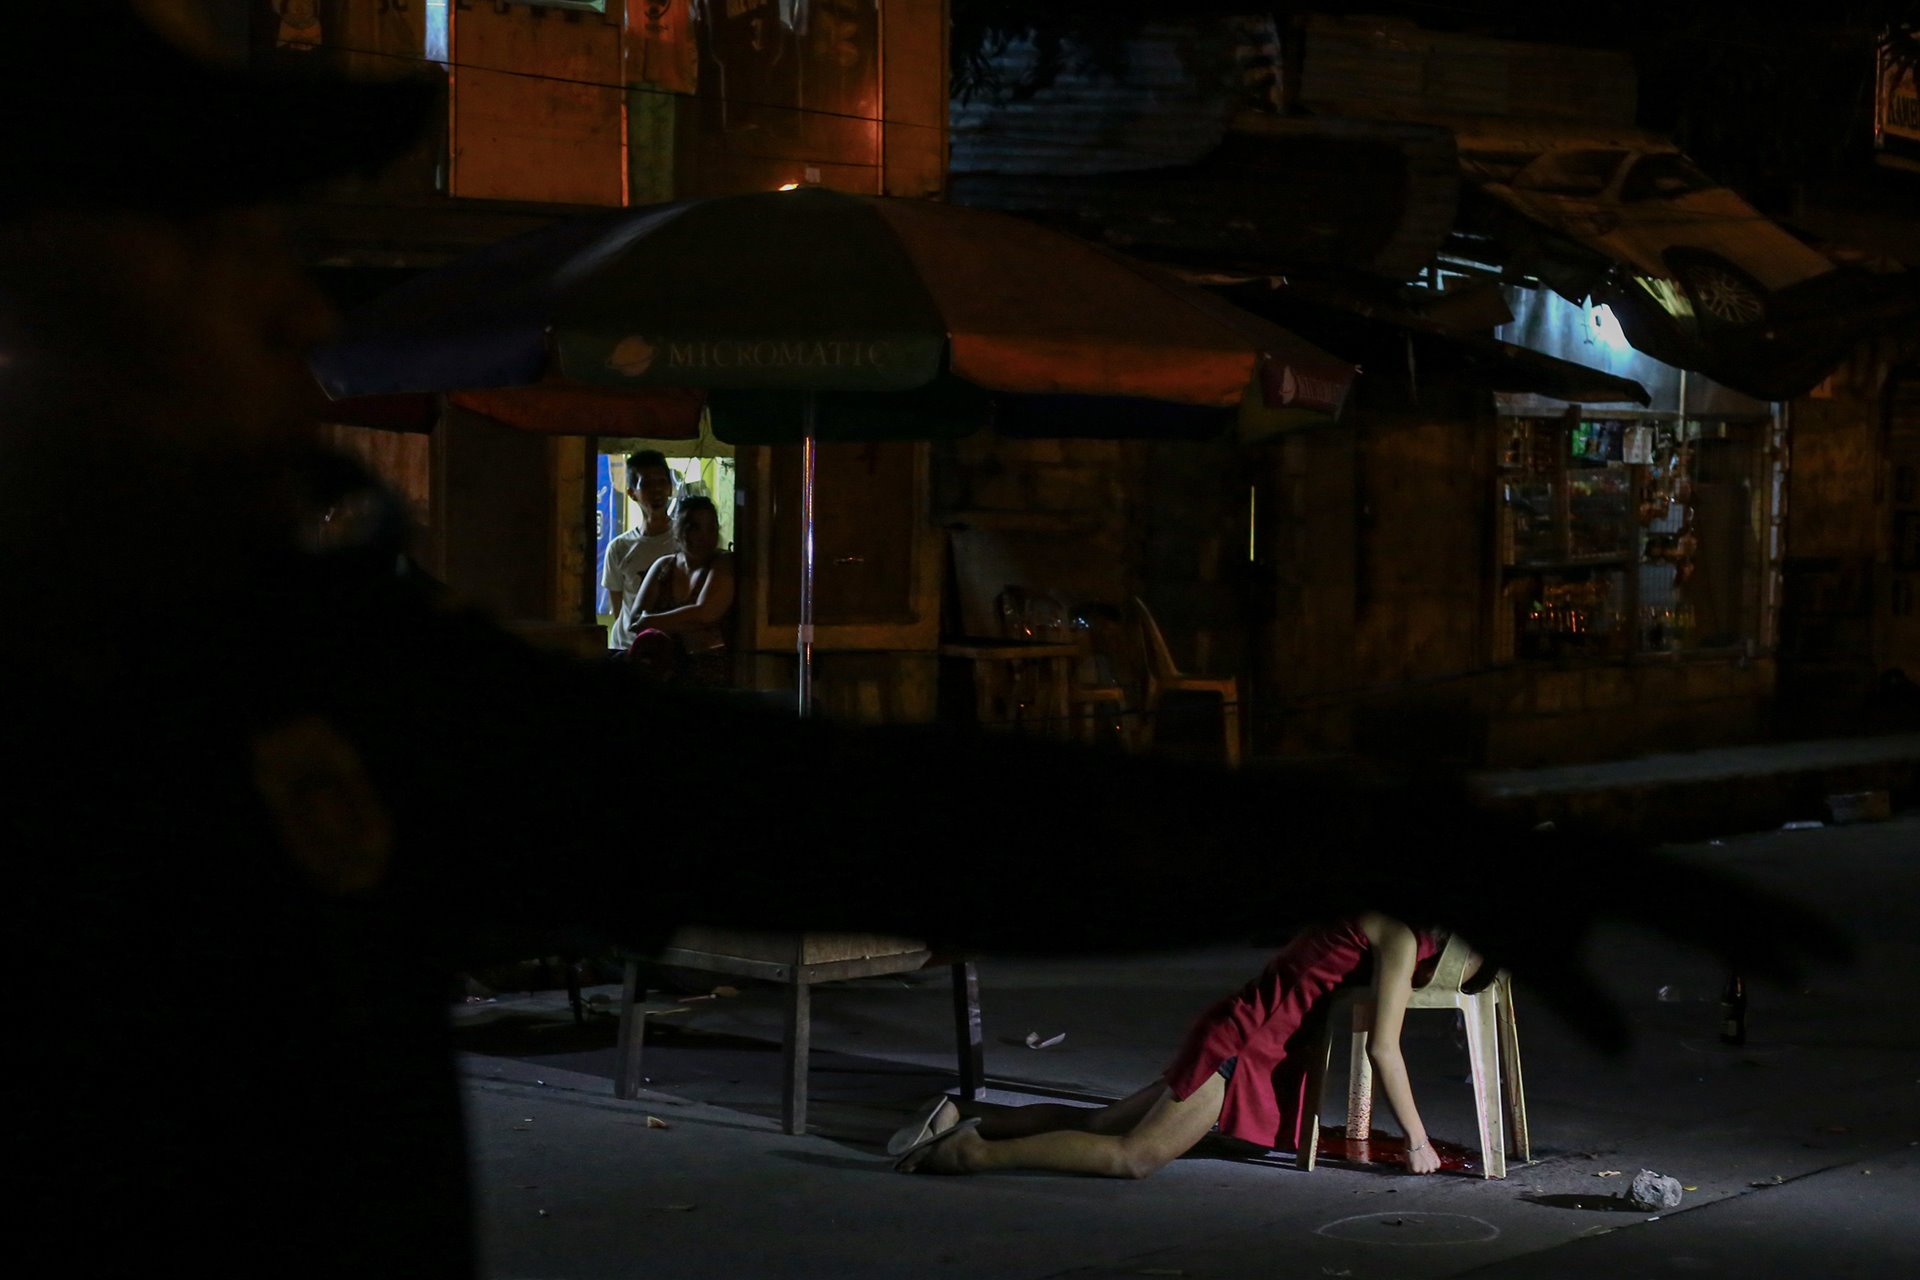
[{"left": 1160, "top": 919, "right": 1440, "bottom": 1151}]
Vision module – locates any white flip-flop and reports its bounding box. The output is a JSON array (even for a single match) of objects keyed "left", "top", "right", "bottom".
[
  {"left": 891, "top": 1116, "right": 982, "bottom": 1172},
  {"left": 886, "top": 1095, "right": 959, "bottom": 1157}
]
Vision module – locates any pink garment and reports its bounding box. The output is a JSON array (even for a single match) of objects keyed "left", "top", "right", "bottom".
[
  {"left": 1160, "top": 919, "right": 1440, "bottom": 1151},
  {"left": 626, "top": 628, "right": 678, "bottom": 677}
]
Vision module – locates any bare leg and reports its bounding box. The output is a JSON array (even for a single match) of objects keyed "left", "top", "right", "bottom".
[
  {"left": 919, "top": 1074, "right": 1227, "bottom": 1179},
  {"left": 974, "top": 1081, "right": 1166, "bottom": 1139}
]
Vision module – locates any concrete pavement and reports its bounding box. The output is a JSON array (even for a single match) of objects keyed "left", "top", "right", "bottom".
[
  {"left": 456, "top": 812, "right": 1920, "bottom": 1279},
  {"left": 1468, "top": 731, "right": 1920, "bottom": 840}
]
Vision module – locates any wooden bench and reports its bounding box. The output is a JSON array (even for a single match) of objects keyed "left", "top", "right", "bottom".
[{"left": 615, "top": 928, "right": 985, "bottom": 1135}]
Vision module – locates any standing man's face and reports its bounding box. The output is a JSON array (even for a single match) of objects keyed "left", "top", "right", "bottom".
[{"left": 630, "top": 465, "right": 674, "bottom": 520}]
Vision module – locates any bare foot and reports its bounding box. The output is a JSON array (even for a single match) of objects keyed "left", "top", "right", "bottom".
[{"left": 901, "top": 1123, "right": 985, "bottom": 1174}]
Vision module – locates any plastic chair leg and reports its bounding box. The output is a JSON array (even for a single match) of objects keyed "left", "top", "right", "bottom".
[
  {"left": 1345, "top": 1001, "right": 1375, "bottom": 1139},
  {"left": 1298, "top": 1013, "right": 1336, "bottom": 1170},
  {"left": 1497, "top": 978, "right": 1530, "bottom": 1163},
  {"left": 1463, "top": 997, "right": 1507, "bottom": 1178}
]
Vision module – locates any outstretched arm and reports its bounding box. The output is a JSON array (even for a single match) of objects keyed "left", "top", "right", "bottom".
[
  {"left": 640, "top": 554, "right": 734, "bottom": 634},
  {"left": 326, "top": 569, "right": 1852, "bottom": 1055},
  {"left": 1356, "top": 912, "right": 1439, "bottom": 1173},
  {"left": 631, "top": 554, "right": 674, "bottom": 619}
]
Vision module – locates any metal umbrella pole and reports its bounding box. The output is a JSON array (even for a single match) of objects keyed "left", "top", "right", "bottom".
[{"left": 798, "top": 391, "right": 817, "bottom": 718}]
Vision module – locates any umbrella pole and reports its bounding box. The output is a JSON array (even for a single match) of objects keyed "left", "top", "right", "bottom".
[{"left": 798, "top": 393, "right": 817, "bottom": 718}]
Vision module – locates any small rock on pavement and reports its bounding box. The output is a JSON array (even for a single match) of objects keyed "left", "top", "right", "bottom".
[{"left": 1627, "top": 1169, "right": 1684, "bottom": 1211}]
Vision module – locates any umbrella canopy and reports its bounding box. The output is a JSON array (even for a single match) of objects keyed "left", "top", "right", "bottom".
[
  {"left": 311, "top": 187, "right": 1355, "bottom": 441},
  {"left": 311, "top": 188, "right": 1359, "bottom": 717}
]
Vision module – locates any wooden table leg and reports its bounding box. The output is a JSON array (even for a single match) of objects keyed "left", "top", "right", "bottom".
[
  {"left": 566, "top": 957, "right": 585, "bottom": 1026},
  {"left": 614, "top": 958, "right": 646, "bottom": 1101},
  {"left": 782, "top": 973, "right": 811, "bottom": 1135},
  {"left": 951, "top": 960, "right": 984, "bottom": 1100},
  {"left": 971, "top": 659, "right": 997, "bottom": 725},
  {"left": 1047, "top": 656, "right": 1073, "bottom": 738},
  {"left": 1003, "top": 658, "right": 1028, "bottom": 727}
]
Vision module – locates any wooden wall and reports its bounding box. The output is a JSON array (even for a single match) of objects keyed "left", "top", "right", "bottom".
[{"left": 1779, "top": 337, "right": 1920, "bottom": 734}]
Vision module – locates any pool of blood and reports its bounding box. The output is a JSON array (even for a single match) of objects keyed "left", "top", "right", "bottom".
[{"left": 1310, "top": 1127, "right": 1477, "bottom": 1172}]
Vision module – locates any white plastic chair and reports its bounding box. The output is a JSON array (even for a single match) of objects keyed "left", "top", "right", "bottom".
[
  {"left": 1129, "top": 596, "right": 1241, "bottom": 767},
  {"left": 1298, "top": 933, "right": 1529, "bottom": 1179}
]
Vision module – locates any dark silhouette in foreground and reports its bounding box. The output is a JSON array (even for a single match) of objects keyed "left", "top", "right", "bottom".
[{"left": 3, "top": 7, "right": 1848, "bottom": 1277}]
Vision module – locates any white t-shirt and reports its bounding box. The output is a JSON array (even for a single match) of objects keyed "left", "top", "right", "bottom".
[{"left": 601, "top": 526, "right": 676, "bottom": 650}]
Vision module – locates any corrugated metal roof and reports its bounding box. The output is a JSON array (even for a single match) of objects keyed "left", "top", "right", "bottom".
[
  {"left": 950, "top": 19, "right": 1277, "bottom": 176},
  {"left": 1297, "top": 15, "right": 1636, "bottom": 129},
  {"left": 947, "top": 18, "right": 1456, "bottom": 281}
]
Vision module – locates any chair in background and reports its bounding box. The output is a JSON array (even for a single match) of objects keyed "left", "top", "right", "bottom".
[
  {"left": 1297, "top": 933, "right": 1529, "bottom": 1179},
  {"left": 1129, "top": 596, "right": 1241, "bottom": 767},
  {"left": 1065, "top": 624, "right": 1134, "bottom": 747},
  {"left": 1069, "top": 605, "right": 1146, "bottom": 750}
]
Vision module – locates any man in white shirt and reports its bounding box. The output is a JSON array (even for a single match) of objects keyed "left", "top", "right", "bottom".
[{"left": 602, "top": 450, "right": 678, "bottom": 651}]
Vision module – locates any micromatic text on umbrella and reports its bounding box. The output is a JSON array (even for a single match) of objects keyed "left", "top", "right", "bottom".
[{"left": 608, "top": 336, "right": 900, "bottom": 378}]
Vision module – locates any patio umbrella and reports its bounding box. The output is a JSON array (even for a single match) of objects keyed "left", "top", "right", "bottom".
[{"left": 311, "top": 187, "right": 1356, "bottom": 713}]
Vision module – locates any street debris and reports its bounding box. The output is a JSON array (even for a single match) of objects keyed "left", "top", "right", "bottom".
[
  {"left": 1826, "top": 791, "right": 1891, "bottom": 824},
  {"left": 1626, "top": 1169, "right": 1684, "bottom": 1211},
  {"left": 1595, "top": 1170, "right": 1622, "bottom": 1177},
  {"left": 1748, "top": 1174, "right": 1785, "bottom": 1187},
  {"left": 1779, "top": 820, "right": 1825, "bottom": 831},
  {"left": 1024, "top": 1030, "right": 1067, "bottom": 1049},
  {"left": 536, "top": 1209, "right": 549, "bottom": 1218},
  {"left": 645, "top": 1115, "right": 670, "bottom": 1129}
]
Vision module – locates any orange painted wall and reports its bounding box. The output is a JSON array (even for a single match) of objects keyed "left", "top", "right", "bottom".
[{"left": 450, "top": 3, "right": 625, "bottom": 206}]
